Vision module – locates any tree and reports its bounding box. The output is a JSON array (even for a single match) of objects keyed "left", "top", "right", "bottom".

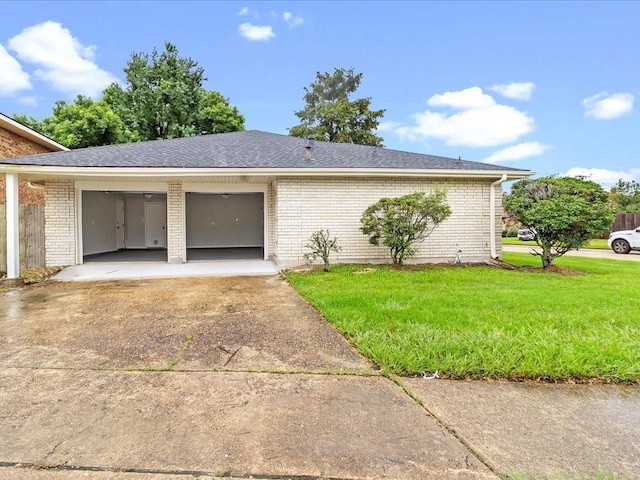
[
  {"left": 12, "top": 113, "right": 42, "bottom": 132},
  {"left": 289, "top": 68, "right": 385, "bottom": 146},
  {"left": 13, "top": 42, "right": 245, "bottom": 148},
  {"left": 503, "top": 176, "right": 613, "bottom": 268},
  {"left": 14, "top": 97, "right": 135, "bottom": 148},
  {"left": 610, "top": 179, "right": 640, "bottom": 213},
  {"left": 196, "top": 91, "right": 245, "bottom": 134},
  {"left": 360, "top": 190, "right": 451, "bottom": 264},
  {"left": 103, "top": 42, "right": 244, "bottom": 141}
]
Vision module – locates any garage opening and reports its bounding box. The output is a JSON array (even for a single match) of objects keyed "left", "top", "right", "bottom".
[
  {"left": 82, "top": 191, "right": 168, "bottom": 263},
  {"left": 185, "top": 192, "right": 264, "bottom": 261}
]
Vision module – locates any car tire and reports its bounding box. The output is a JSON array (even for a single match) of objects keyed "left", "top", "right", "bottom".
[{"left": 611, "top": 239, "right": 631, "bottom": 254}]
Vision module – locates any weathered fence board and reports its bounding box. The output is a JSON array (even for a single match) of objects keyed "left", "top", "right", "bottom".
[
  {"left": 0, "top": 204, "right": 45, "bottom": 273},
  {"left": 600, "top": 213, "right": 640, "bottom": 238}
]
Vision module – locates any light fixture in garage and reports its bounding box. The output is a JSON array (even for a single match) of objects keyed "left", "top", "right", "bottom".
[{"left": 144, "top": 193, "right": 153, "bottom": 199}]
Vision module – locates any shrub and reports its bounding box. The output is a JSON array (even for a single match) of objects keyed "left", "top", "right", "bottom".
[
  {"left": 304, "top": 229, "right": 342, "bottom": 272},
  {"left": 360, "top": 190, "right": 451, "bottom": 264}
]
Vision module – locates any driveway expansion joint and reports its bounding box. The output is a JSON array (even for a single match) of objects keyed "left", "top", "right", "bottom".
[
  {"left": 387, "top": 374, "right": 502, "bottom": 477},
  {"left": 1, "top": 462, "right": 358, "bottom": 479}
]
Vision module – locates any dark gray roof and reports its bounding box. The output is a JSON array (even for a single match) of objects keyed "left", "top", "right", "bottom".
[{"left": 0, "top": 130, "right": 526, "bottom": 172}]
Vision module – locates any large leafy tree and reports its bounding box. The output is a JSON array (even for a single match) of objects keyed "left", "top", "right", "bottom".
[
  {"left": 289, "top": 68, "right": 385, "bottom": 146},
  {"left": 14, "top": 42, "right": 245, "bottom": 149},
  {"left": 504, "top": 176, "right": 613, "bottom": 268},
  {"left": 104, "top": 42, "right": 244, "bottom": 140},
  {"left": 15, "top": 96, "right": 136, "bottom": 149},
  {"left": 360, "top": 190, "right": 451, "bottom": 264},
  {"left": 610, "top": 179, "right": 640, "bottom": 213}
]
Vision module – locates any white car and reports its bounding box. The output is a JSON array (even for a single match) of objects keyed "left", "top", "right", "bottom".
[
  {"left": 608, "top": 226, "right": 640, "bottom": 254},
  {"left": 517, "top": 229, "right": 536, "bottom": 241}
]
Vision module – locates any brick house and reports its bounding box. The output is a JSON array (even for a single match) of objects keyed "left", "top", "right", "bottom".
[
  {"left": 0, "top": 113, "right": 68, "bottom": 204},
  {"left": 1, "top": 113, "right": 68, "bottom": 276},
  {"left": 0, "top": 130, "right": 533, "bottom": 278}
]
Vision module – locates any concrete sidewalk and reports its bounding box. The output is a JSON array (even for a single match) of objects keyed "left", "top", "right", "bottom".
[{"left": 2, "top": 370, "right": 638, "bottom": 479}]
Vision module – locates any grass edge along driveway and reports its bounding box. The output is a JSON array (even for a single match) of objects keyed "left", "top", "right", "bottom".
[{"left": 285, "top": 252, "right": 640, "bottom": 384}]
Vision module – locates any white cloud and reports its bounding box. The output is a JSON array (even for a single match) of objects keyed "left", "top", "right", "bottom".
[
  {"left": 583, "top": 92, "right": 634, "bottom": 120},
  {"left": 238, "top": 7, "right": 249, "bottom": 15},
  {"left": 0, "top": 44, "right": 31, "bottom": 96},
  {"left": 376, "top": 121, "right": 402, "bottom": 132},
  {"left": 7, "top": 21, "right": 116, "bottom": 98},
  {"left": 564, "top": 167, "right": 639, "bottom": 187},
  {"left": 238, "top": 22, "right": 275, "bottom": 41},
  {"left": 283, "top": 12, "right": 304, "bottom": 28},
  {"left": 484, "top": 142, "right": 549, "bottom": 164},
  {"left": 427, "top": 86, "right": 495, "bottom": 109},
  {"left": 489, "top": 82, "right": 535, "bottom": 101},
  {"left": 395, "top": 86, "right": 535, "bottom": 148}
]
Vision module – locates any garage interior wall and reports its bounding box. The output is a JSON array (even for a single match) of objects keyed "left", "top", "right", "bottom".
[
  {"left": 82, "top": 191, "right": 122, "bottom": 256},
  {"left": 82, "top": 191, "right": 167, "bottom": 255},
  {"left": 186, "top": 193, "right": 264, "bottom": 248},
  {"left": 124, "top": 193, "right": 167, "bottom": 248}
]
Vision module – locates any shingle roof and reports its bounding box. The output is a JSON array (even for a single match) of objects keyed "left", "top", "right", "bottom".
[{"left": 0, "top": 130, "right": 526, "bottom": 172}]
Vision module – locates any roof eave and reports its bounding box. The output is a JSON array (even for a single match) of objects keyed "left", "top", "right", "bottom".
[
  {"left": 0, "top": 165, "right": 535, "bottom": 180},
  {"left": 0, "top": 114, "right": 69, "bottom": 152}
]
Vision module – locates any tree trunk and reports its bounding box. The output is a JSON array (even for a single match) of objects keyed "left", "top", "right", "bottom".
[{"left": 541, "top": 245, "right": 554, "bottom": 268}]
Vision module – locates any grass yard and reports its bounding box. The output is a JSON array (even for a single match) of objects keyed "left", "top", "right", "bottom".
[
  {"left": 285, "top": 252, "right": 640, "bottom": 383},
  {"left": 502, "top": 237, "right": 610, "bottom": 250}
]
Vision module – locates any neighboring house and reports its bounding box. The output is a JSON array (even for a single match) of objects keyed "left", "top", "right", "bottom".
[
  {"left": 0, "top": 112, "right": 68, "bottom": 204},
  {"left": 0, "top": 130, "right": 533, "bottom": 278},
  {"left": 1, "top": 113, "right": 68, "bottom": 276}
]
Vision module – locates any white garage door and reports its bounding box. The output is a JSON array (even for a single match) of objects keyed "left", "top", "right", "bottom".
[{"left": 185, "top": 193, "right": 264, "bottom": 248}]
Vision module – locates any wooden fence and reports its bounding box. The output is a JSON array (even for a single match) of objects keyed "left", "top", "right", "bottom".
[
  {"left": 600, "top": 212, "right": 640, "bottom": 238},
  {"left": 0, "top": 204, "right": 45, "bottom": 273}
]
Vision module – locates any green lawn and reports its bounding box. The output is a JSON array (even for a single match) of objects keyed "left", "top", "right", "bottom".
[
  {"left": 286, "top": 253, "right": 640, "bottom": 383},
  {"left": 503, "top": 237, "right": 610, "bottom": 250}
]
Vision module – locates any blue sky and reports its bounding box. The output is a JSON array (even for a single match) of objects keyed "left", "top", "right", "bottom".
[{"left": 1, "top": 1, "right": 638, "bottom": 187}]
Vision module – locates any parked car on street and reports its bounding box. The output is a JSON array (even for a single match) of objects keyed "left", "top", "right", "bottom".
[
  {"left": 517, "top": 229, "right": 536, "bottom": 241},
  {"left": 608, "top": 226, "right": 640, "bottom": 254}
]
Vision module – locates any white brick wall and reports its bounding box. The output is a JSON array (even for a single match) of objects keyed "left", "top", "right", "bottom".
[
  {"left": 44, "top": 180, "right": 76, "bottom": 266},
  {"left": 274, "top": 177, "right": 500, "bottom": 267},
  {"left": 167, "top": 182, "right": 184, "bottom": 263},
  {"left": 267, "top": 182, "right": 276, "bottom": 258}
]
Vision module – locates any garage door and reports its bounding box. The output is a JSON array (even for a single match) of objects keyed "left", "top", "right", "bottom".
[{"left": 185, "top": 192, "right": 264, "bottom": 250}]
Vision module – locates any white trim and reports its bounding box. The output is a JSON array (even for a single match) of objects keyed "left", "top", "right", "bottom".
[
  {"left": 182, "top": 183, "right": 269, "bottom": 260},
  {"left": 75, "top": 180, "right": 169, "bottom": 191},
  {"left": 0, "top": 165, "right": 534, "bottom": 180},
  {"left": 75, "top": 189, "right": 83, "bottom": 264},
  {"left": 5, "top": 173, "right": 20, "bottom": 278},
  {"left": 490, "top": 174, "right": 508, "bottom": 259},
  {"left": 0, "top": 113, "right": 68, "bottom": 151}
]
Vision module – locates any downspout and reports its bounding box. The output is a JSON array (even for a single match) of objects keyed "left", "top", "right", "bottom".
[
  {"left": 490, "top": 174, "right": 508, "bottom": 259},
  {"left": 27, "top": 181, "right": 45, "bottom": 190}
]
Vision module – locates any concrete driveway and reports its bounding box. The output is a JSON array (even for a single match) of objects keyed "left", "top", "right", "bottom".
[
  {"left": 1, "top": 276, "right": 638, "bottom": 479},
  {"left": 0, "top": 276, "right": 495, "bottom": 479}
]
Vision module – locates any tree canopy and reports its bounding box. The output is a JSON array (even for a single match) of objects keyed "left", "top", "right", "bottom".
[
  {"left": 360, "top": 190, "right": 451, "bottom": 264},
  {"left": 504, "top": 176, "right": 613, "bottom": 268},
  {"left": 13, "top": 42, "right": 244, "bottom": 148},
  {"left": 15, "top": 96, "right": 136, "bottom": 149},
  {"left": 610, "top": 179, "right": 640, "bottom": 213},
  {"left": 289, "top": 68, "right": 385, "bottom": 146}
]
